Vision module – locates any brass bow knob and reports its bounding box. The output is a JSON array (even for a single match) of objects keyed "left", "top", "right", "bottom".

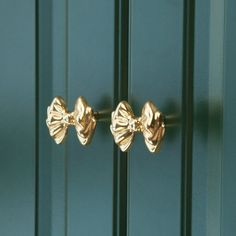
[
  {"left": 46, "top": 96, "right": 96, "bottom": 145},
  {"left": 110, "top": 101, "right": 165, "bottom": 153}
]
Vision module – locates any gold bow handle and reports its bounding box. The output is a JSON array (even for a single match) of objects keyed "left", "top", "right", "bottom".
[
  {"left": 46, "top": 96, "right": 96, "bottom": 145},
  {"left": 110, "top": 101, "right": 165, "bottom": 153}
]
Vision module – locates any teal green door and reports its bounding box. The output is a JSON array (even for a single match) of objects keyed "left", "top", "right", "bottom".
[{"left": 1, "top": 0, "right": 236, "bottom": 235}]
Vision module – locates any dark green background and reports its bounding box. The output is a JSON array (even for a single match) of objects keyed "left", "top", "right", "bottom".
[{"left": 0, "top": 0, "right": 235, "bottom": 235}]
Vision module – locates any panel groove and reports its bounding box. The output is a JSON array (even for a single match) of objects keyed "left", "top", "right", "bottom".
[
  {"left": 113, "top": 0, "right": 130, "bottom": 235},
  {"left": 181, "top": 0, "right": 195, "bottom": 235}
]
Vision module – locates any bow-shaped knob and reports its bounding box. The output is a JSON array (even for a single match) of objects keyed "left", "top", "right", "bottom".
[
  {"left": 46, "top": 96, "right": 96, "bottom": 145},
  {"left": 110, "top": 101, "right": 165, "bottom": 153}
]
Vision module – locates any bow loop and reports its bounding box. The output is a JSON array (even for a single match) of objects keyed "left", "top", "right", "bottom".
[
  {"left": 74, "top": 96, "right": 96, "bottom": 145},
  {"left": 110, "top": 101, "right": 135, "bottom": 152},
  {"left": 46, "top": 97, "right": 70, "bottom": 144},
  {"left": 141, "top": 101, "right": 165, "bottom": 152}
]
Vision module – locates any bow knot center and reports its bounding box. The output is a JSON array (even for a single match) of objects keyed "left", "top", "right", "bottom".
[
  {"left": 62, "top": 112, "right": 75, "bottom": 125},
  {"left": 128, "top": 117, "right": 143, "bottom": 132}
]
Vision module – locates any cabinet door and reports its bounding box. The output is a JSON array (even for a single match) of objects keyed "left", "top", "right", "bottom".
[
  {"left": 38, "top": 0, "right": 115, "bottom": 235},
  {"left": 127, "top": 1, "right": 184, "bottom": 235}
]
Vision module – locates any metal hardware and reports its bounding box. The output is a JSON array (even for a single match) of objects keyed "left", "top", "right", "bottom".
[
  {"left": 110, "top": 101, "right": 165, "bottom": 153},
  {"left": 46, "top": 96, "right": 96, "bottom": 145}
]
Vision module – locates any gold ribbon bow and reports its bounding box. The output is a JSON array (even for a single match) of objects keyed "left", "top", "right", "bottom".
[
  {"left": 110, "top": 101, "right": 165, "bottom": 152},
  {"left": 46, "top": 96, "right": 96, "bottom": 145}
]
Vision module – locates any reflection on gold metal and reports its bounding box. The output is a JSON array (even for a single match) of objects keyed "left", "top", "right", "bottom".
[
  {"left": 46, "top": 96, "right": 96, "bottom": 145},
  {"left": 110, "top": 101, "right": 165, "bottom": 153}
]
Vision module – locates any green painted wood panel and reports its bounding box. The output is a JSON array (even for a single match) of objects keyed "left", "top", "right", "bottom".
[
  {"left": 192, "top": 0, "right": 236, "bottom": 235},
  {"left": 222, "top": 0, "right": 236, "bottom": 235},
  {"left": 191, "top": 0, "right": 210, "bottom": 234},
  {"left": 49, "top": 0, "right": 69, "bottom": 234},
  {"left": 37, "top": 0, "right": 69, "bottom": 235},
  {"left": 0, "top": 0, "right": 36, "bottom": 235},
  {"left": 37, "top": 1, "right": 122, "bottom": 235},
  {"left": 128, "top": 0, "right": 184, "bottom": 235},
  {"left": 66, "top": 0, "right": 115, "bottom": 235}
]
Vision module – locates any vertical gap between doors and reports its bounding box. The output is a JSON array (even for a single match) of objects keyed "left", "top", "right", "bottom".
[
  {"left": 181, "top": 0, "right": 195, "bottom": 235},
  {"left": 113, "top": 0, "right": 130, "bottom": 235}
]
